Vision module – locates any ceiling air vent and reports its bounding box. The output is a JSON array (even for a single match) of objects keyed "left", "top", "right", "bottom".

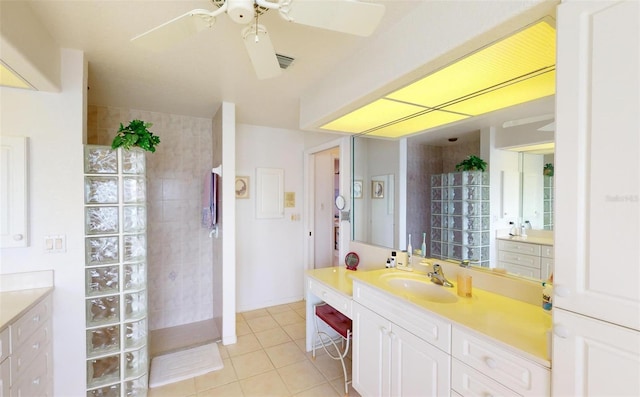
[{"left": 276, "top": 54, "right": 295, "bottom": 70}]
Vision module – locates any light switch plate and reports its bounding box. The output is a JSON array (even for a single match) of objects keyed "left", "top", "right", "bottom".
[{"left": 44, "top": 235, "right": 66, "bottom": 253}]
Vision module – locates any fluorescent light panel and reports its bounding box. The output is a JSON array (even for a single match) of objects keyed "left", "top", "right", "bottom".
[
  {"left": 320, "top": 20, "right": 556, "bottom": 137},
  {"left": 0, "top": 62, "right": 33, "bottom": 89}
]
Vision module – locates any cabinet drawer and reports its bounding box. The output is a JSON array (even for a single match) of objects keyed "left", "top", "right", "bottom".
[
  {"left": 541, "top": 245, "right": 554, "bottom": 258},
  {"left": 498, "top": 251, "right": 540, "bottom": 269},
  {"left": 10, "top": 349, "right": 51, "bottom": 397},
  {"left": 498, "top": 240, "right": 541, "bottom": 256},
  {"left": 500, "top": 262, "right": 541, "bottom": 280},
  {"left": 541, "top": 259, "right": 554, "bottom": 281},
  {"left": 11, "top": 295, "right": 52, "bottom": 349},
  {"left": 11, "top": 319, "right": 51, "bottom": 382},
  {"left": 0, "top": 327, "right": 9, "bottom": 362},
  {"left": 1, "top": 358, "right": 9, "bottom": 396},
  {"left": 308, "top": 279, "right": 351, "bottom": 318},
  {"left": 452, "top": 359, "right": 520, "bottom": 397},
  {"left": 452, "top": 327, "right": 549, "bottom": 396},
  {"left": 353, "top": 281, "right": 451, "bottom": 353}
]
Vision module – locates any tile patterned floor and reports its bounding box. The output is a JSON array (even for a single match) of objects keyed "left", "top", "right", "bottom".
[{"left": 148, "top": 301, "right": 360, "bottom": 397}]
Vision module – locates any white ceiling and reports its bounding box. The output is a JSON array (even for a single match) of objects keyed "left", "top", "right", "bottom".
[{"left": 25, "top": 0, "right": 420, "bottom": 131}]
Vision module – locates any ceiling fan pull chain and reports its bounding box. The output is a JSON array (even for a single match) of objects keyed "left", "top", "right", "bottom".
[{"left": 255, "top": 8, "right": 259, "bottom": 43}]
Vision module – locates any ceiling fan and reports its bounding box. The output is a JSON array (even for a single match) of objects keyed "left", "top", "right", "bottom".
[{"left": 131, "top": 0, "right": 386, "bottom": 79}]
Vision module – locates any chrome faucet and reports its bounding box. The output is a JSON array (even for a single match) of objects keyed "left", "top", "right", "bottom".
[{"left": 428, "top": 264, "right": 454, "bottom": 288}]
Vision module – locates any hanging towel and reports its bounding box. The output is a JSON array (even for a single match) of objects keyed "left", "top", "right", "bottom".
[{"left": 202, "top": 172, "right": 217, "bottom": 229}]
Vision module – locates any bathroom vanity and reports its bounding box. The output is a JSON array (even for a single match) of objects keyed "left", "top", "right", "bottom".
[
  {"left": 0, "top": 274, "right": 54, "bottom": 397},
  {"left": 305, "top": 265, "right": 551, "bottom": 397},
  {"left": 496, "top": 236, "right": 554, "bottom": 281}
]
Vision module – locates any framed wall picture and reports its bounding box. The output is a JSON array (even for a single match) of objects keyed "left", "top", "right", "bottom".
[
  {"left": 235, "top": 176, "right": 249, "bottom": 199},
  {"left": 372, "top": 180, "right": 384, "bottom": 199},
  {"left": 353, "top": 180, "right": 363, "bottom": 199}
]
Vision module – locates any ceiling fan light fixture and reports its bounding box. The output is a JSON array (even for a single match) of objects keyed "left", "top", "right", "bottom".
[{"left": 227, "top": 0, "right": 256, "bottom": 24}]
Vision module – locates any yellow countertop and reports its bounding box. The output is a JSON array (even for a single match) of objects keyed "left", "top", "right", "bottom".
[
  {"left": 307, "top": 267, "right": 551, "bottom": 368},
  {"left": 306, "top": 266, "right": 355, "bottom": 297},
  {"left": 0, "top": 287, "right": 53, "bottom": 331},
  {"left": 497, "top": 235, "right": 554, "bottom": 246}
]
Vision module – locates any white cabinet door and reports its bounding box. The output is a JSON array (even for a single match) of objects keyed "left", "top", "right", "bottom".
[
  {"left": 352, "top": 302, "right": 390, "bottom": 396},
  {"left": 391, "top": 323, "right": 450, "bottom": 397},
  {"left": 555, "top": 0, "right": 640, "bottom": 331},
  {"left": 0, "top": 136, "right": 28, "bottom": 247},
  {"left": 553, "top": 309, "right": 640, "bottom": 396},
  {"left": 353, "top": 302, "right": 451, "bottom": 397}
]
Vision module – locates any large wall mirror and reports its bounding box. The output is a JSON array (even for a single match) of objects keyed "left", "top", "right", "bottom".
[
  {"left": 351, "top": 136, "right": 399, "bottom": 249},
  {"left": 351, "top": 97, "right": 555, "bottom": 282}
]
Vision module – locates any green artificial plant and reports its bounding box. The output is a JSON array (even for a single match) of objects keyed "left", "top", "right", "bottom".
[
  {"left": 111, "top": 119, "right": 161, "bottom": 153},
  {"left": 543, "top": 163, "right": 554, "bottom": 176},
  {"left": 455, "top": 155, "right": 487, "bottom": 172}
]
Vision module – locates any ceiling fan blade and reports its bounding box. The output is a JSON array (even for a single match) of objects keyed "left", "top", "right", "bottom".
[
  {"left": 281, "top": 0, "right": 385, "bottom": 37},
  {"left": 131, "top": 9, "right": 220, "bottom": 51},
  {"left": 242, "top": 24, "right": 282, "bottom": 80}
]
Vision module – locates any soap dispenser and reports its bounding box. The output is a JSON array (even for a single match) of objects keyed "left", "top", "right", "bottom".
[
  {"left": 407, "top": 234, "right": 413, "bottom": 260},
  {"left": 509, "top": 221, "right": 518, "bottom": 236}
]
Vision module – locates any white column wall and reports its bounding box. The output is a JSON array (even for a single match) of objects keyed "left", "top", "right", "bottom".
[{"left": 0, "top": 49, "right": 87, "bottom": 397}]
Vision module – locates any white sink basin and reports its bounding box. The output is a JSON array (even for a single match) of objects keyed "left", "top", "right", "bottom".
[{"left": 381, "top": 274, "right": 459, "bottom": 303}]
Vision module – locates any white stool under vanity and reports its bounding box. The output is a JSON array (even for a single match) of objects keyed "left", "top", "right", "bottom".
[{"left": 306, "top": 263, "right": 551, "bottom": 397}]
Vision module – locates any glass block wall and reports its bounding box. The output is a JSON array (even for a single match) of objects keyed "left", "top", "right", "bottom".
[
  {"left": 430, "top": 171, "right": 490, "bottom": 267},
  {"left": 84, "top": 145, "right": 148, "bottom": 397},
  {"left": 543, "top": 175, "right": 554, "bottom": 230}
]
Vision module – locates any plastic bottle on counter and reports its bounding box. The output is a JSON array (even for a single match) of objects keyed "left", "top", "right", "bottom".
[
  {"left": 509, "top": 221, "right": 518, "bottom": 236},
  {"left": 542, "top": 280, "right": 553, "bottom": 313},
  {"left": 407, "top": 234, "right": 412, "bottom": 260},
  {"left": 421, "top": 233, "right": 427, "bottom": 258}
]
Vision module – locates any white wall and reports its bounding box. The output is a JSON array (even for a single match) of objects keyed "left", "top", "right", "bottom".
[
  {"left": 234, "top": 124, "right": 337, "bottom": 312},
  {"left": 0, "top": 49, "right": 87, "bottom": 396}
]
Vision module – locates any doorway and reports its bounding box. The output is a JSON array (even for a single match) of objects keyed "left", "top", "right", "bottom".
[
  {"left": 313, "top": 147, "right": 340, "bottom": 268},
  {"left": 304, "top": 138, "right": 345, "bottom": 270}
]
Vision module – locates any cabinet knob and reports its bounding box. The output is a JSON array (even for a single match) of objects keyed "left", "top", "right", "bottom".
[
  {"left": 13, "top": 234, "right": 23, "bottom": 241},
  {"left": 484, "top": 357, "right": 498, "bottom": 369},
  {"left": 33, "top": 377, "right": 40, "bottom": 385},
  {"left": 554, "top": 324, "right": 570, "bottom": 339},
  {"left": 32, "top": 342, "right": 40, "bottom": 350},
  {"left": 555, "top": 284, "right": 570, "bottom": 297}
]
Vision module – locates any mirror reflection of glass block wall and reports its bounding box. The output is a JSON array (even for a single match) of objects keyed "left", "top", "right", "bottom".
[
  {"left": 84, "top": 146, "right": 148, "bottom": 397},
  {"left": 543, "top": 175, "right": 554, "bottom": 230},
  {"left": 430, "top": 171, "right": 490, "bottom": 267}
]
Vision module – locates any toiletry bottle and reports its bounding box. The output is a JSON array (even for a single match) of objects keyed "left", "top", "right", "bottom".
[
  {"left": 542, "top": 281, "right": 553, "bottom": 312},
  {"left": 520, "top": 224, "right": 527, "bottom": 237},
  {"left": 509, "top": 222, "right": 517, "bottom": 236},
  {"left": 421, "top": 233, "right": 427, "bottom": 258},
  {"left": 407, "top": 234, "right": 413, "bottom": 260}
]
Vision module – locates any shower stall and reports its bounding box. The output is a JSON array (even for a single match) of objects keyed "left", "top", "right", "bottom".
[{"left": 85, "top": 106, "right": 224, "bottom": 394}]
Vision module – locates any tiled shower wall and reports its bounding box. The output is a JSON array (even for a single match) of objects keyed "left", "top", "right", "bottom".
[
  {"left": 406, "top": 135, "right": 480, "bottom": 257},
  {"left": 88, "top": 106, "right": 214, "bottom": 330}
]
